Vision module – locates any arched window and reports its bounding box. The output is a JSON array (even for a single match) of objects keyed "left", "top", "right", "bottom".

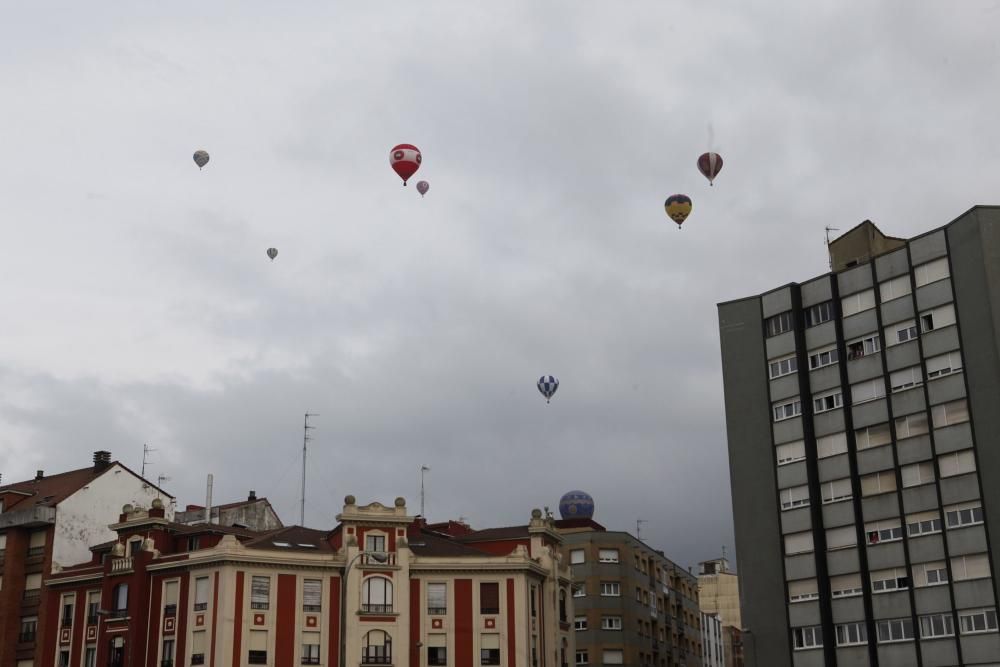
[
  {"left": 559, "top": 588, "right": 567, "bottom": 622},
  {"left": 362, "top": 630, "right": 391, "bottom": 664},
  {"left": 361, "top": 577, "right": 393, "bottom": 613}
]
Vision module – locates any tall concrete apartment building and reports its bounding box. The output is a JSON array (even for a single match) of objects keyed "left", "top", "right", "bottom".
[{"left": 718, "top": 206, "right": 1000, "bottom": 667}]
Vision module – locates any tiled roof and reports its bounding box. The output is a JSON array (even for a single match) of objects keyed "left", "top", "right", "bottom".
[
  {"left": 0, "top": 462, "right": 172, "bottom": 512},
  {"left": 410, "top": 531, "right": 494, "bottom": 557},
  {"left": 455, "top": 525, "right": 529, "bottom": 542},
  {"left": 242, "top": 526, "right": 334, "bottom": 553}
]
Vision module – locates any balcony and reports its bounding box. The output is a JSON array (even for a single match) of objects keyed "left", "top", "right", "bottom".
[
  {"left": 191, "top": 655, "right": 205, "bottom": 666},
  {"left": 361, "top": 552, "right": 396, "bottom": 566},
  {"left": 61, "top": 616, "right": 73, "bottom": 627},
  {"left": 27, "top": 546, "right": 46, "bottom": 558},
  {"left": 87, "top": 614, "right": 99, "bottom": 625},
  {"left": 110, "top": 557, "right": 133, "bottom": 574},
  {"left": 0, "top": 505, "right": 56, "bottom": 528},
  {"left": 108, "top": 609, "right": 128, "bottom": 620},
  {"left": 362, "top": 656, "right": 392, "bottom": 664},
  {"left": 360, "top": 604, "right": 393, "bottom": 614},
  {"left": 163, "top": 603, "right": 177, "bottom": 617},
  {"left": 194, "top": 602, "right": 209, "bottom": 611},
  {"left": 23, "top": 589, "right": 41, "bottom": 602}
]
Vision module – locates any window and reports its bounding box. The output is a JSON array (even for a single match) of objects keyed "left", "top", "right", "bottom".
[
  {"left": 559, "top": 589, "right": 567, "bottom": 622},
  {"left": 784, "top": 531, "right": 814, "bottom": 555},
  {"left": 572, "top": 583, "right": 585, "bottom": 598},
  {"left": 575, "top": 650, "right": 588, "bottom": 666},
  {"left": 880, "top": 275, "right": 912, "bottom": 302},
  {"left": 481, "top": 634, "right": 500, "bottom": 665},
  {"left": 85, "top": 647, "right": 96, "bottom": 667},
  {"left": 959, "top": 608, "right": 999, "bottom": 634},
  {"left": 913, "top": 561, "right": 949, "bottom": 587},
  {"left": 895, "top": 413, "right": 929, "bottom": 439},
  {"left": 427, "top": 583, "right": 447, "bottom": 614},
  {"left": 87, "top": 591, "right": 100, "bottom": 624},
  {"left": 113, "top": 583, "right": 128, "bottom": 613},
  {"left": 813, "top": 390, "right": 843, "bottom": 413},
  {"left": 821, "top": 478, "right": 852, "bottom": 504},
  {"left": 601, "top": 650, "right": 624, "bottom": 665},
  {"left": 769, "top": 354, "right": 798, "bottom": 379},
  {"left": 192, "top": 630, "right": 207, "bottom": 664},
  {"left": 59, "top": 650, "right": 70, "bottom": 667},
  {"left": 907, "top": 511, "right": 943, "bottom": 537},
  {"left": 932, "top": 399, "right": 969, "bottom": 428},
  {"left": 19, "top": 616, "right": 37, "bottom": 642},
  {"left": 826, "top": 526, "right": 857, "bottom": 550},
  {"left": 855, "top": 422, "right": 892, "bottom": 449},
  {"left": 918, "top": 613, "right": 954, "bottom": 639},
  {"left": 480, "top": 582, "right": 499, "bottom": 614},
  {"left": 836, "top": 622, "right": 868, "bottom": 646},
  {"left": 847, "top": 333, "right": 881, "bottom": 360},
  {"left": 364, "top": 630, "right": 393, "bottom": 664},
  {"left": 574, "top": 615, "right": 587, "bottom": 631},
  {"left": 890, "top": 366, "right": 923, "bottom": 392},
  {"left": 162, "top": 639, "right": 175, "bottom": 665},
  {"left": 362, "top": 577, "right": 394, "bottom": 614},
  {"left": 187, "top": 537, "right": 200, "bottom": 551},
  {"left": 772, "top": 398, "right": 802, "bottom": 422},
  {"left": 901, "top": 461, "right": 935, "bottom": 487},
  {"left": 195, "top": 576, "right": 210, "bottom": 611},
  {"left": 871, "top": 568, "right": 909, "bottom": 593},
  {"left": 925, "top": 351, "right": 962, "bottom": 380},
  {"left": 951, "top": 554, "right": 992, "bottom": 581},
  {"left": 792, "top": 626, "right": 823, "bottom": 650},
  {"left": 776, "top": 440, "right": 806, "bottom": 465},
  {"left": 816, "top": 432, "right": 847, "bottom": 459},
  {"left": 865, "top": 519, "right": 903, "bottom": 545},
  {"left": 302, "top": 636, "right": 321, "bottom": 665},
  {"left": 805, "top": 301, "right": 834, "bottom": 327},
  {"left": 920, "top": 304, "right": 956, "bottom": 333},
  {"left": 302, "top": 579, "right": 322, "bottom": 612},
  {"left": 945, "top": 502, "right": 984, "bottom": 529},
  {"left": 601, "top": 615, "right": 623, "bottom": 630},
  {"left": 61, "top": 598, "right": 74, "bottom": 626},
  {"left": 808, "top": 345, "right": 839, "bottom": 369},
  {"left": 788, "top": 578, "right": 818, "bottom": 602},
  {"left": 888, "top": 320, "right": 919, "bottom": 346},
  {"left": 851, "top": 378, "right": 886, "bottom": 404},
  {"left": 570, "top": 549, "right": 585, "bottom": 564},
  {"left": 877, "top": 618, "right": 915, "bottom": 643},
  {"left": 939, "top": 449, "right": 976, "bottom": 478},
  {"left": 365, "top": 533, "right": 386, "bottom": 553},
  {"left": 598, "top": 548, "right": 619, "bottom": 563},
  {"left": 600, "top": 582, "right": 620, "bottom": 597},
  {"left": 861, "top": 470, "right": 897, "bottom": 496},
  {"left": 765, "top": 311, "right": 793, "bottom": 338},
  {"left": 830, "top": 574, "right": 863, "bottom": 598},
  {"left": 842, "top": 289, "right": 876, "bottom": 316},
  {"left": 780, "top": 485, "right": 810, "bottom": 510},
  {"left": 915, "top": 257, "right": 950, "bottom": 286}
]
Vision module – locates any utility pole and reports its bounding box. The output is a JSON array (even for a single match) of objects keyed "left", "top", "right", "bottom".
[
  {"left": 420, "top": 466, "right": 430, "bottom": 516},
  {"left": 301, "top": 413, "right": 318, "bottom": 526},
  {"left": 636, "top": 518, "right": 647, "bottom": 542}
]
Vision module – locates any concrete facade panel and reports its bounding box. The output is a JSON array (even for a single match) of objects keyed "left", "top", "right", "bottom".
[
  {"left": 830, "top": 596, "right": 866, "bottom": 623},
  {"left": 825, "top": 548, "right": 860, "bottom": 576},
  {"left": 857, "top": 445, "right": 895, "bottom": 476},
  {"left": 932, "top": 422, "right": 973, "bottom": 454},
  {"left": 852, "top": 399, "right": 889, "bottom": 428},
  {"left": 817, "top": 455, "right": 851, "bottom": 483},
  {"left": 876, "top": 642, "right": 918, "bottom": 665},
  {"left": 784, "top": 553, "right": 816, "bottom": 581},
  {"left": 875, "top": 248, "right": 911, "bottom": 279},
  {"left": 846, "top": 351, "right": 884, "bottom": 384},
  {"left": 807, "top": 365, "right": 841, "bottom": 394},
  {"left": 842, "top": 310, "right": 879, "bottom": 343},
  {"left": 762, "top": 288, "right": 793, "bottom": 318},
  {"left": 781, "top": 507, "right": 813, "bottom": 535},
  {"left": 920, "top": 325, "right": 962, "bottom": 358},
  {"left": 913, "top": 585, "right": 953, "bottom": 614},
  {"left": 812, "top": 410, "right": 846, "bottom": 438},
  {"left": 787, "top": 601, "right": 821, "bottom": 628},
  {"left": 833, "top": 646, "right": 870, "bottom": 667},
  {"left": 821, "top": 501, "right": 857, "bottom": 529},
  {"left": 953, "top": 579, "right": 997, "bottom": 609},
  {"left": 890, "top": 387, "right": 926, "bottom": 417},
  {"left": 766, "top": 330, "right": 797, "bottom": 360},
  {"left": 946, "top": 525, "right": 989, "bottom": 557},
  {"left": 804, "top": 321, "right": 837, "bottom": 351},
  {"left": 885, "top": 340, "right": 921, "bottom": 372},
  {"left": 959, "top": 630, "right": 1000, "bottom": 663},
  {"left": 902, "top": 484, "right": 940, "bottom": 513},
  {"left": 838, "top": 265, "right": 874, "bottom": 295},
  {"left": 896, "top": 435, "right": 933, "bottom": 466},
  {"left": 791, "top": 650, "right": 825, "bottom": 667},
  {"left": 801, "top": 278, "right": 833, "bottom": 307},
  {"left": 910, "top": 231, "right": 948, "bottom": 265},
  {"left": 871, "top": 590, "right": 912, "bottom": 619},
  {"left": 880, "top": 295, "right": 915, "bottom": 326},
  {"left": 865, "top": 542, "right": 906, "bottom": 571},
  {"left": 773, "top": 417, "right": 805, "bottom": 445},
  {"left": 919, "top": 638, "right": 960, "bottom": 667},
  {"left": 915, "top": 278, "right": 954, "bottom": 312},
  {"left": 908, "top": 535, "right": 946, "bottom": 564},
  {"left": 861, "top": 493, "right": 901, "bottom": 522},
  {"left": 777, "top": 462, "right": 809, "bottom": 490},
  {"left": 926, "top": 373, "right": 967, "bottom": 405},
  {"left": 939, "top": 473, "right": 981, "bottom": 506},
  {"left": 770, "top": 375, "right": 801, "bottom": 401}
]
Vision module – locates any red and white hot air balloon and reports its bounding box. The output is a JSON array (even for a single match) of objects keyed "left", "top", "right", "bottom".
[
  {"left": 697, "top": 152, "right": 723, "bottom": 186},
  {"left": 390, "top": 144, "right": 421, "bottom": 185}
]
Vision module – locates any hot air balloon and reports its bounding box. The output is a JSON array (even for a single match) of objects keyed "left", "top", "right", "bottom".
[
  {"left": 266, "top": 248, "right": 278, "bottom": 261},
  {"left": 537, "top": 375, "right": 559, "bottom": 404},
  {"left": 416, "top": 181, "right": 429, "bottom": 197},
  {"left": 390, "top": 144, "right": 421, "bottom": 185},
  {"left": 193, "top": 150, "right": 210, "bottom": 170},
  {"left": 665, "top": 195, "right": 692, "bottom": 229},
  {"left": 697, "top": 152, "right": 723, "bottom": 186}
]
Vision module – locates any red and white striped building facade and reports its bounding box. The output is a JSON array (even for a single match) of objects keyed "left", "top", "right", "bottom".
[{"left": 42, "top": 496, "right": 574, "bottom": 667}]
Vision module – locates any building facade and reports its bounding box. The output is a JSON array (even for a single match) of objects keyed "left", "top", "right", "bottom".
[
  {"left": 0, "top": 451, "right": 173, "bottom": 667},
  {"left": 718, "top": 206, "right": 1000, "bottom": 666},
  {"left": 174, "top": 490, "right": 283, "bottom": 532},
  {"left": 700, "top": 613, "right": 723, "bottom": 667},
  {"left": 42, "top": 496, "right": 573, "bottom": 667},
  {"left": 696, "top": 559, "right": 742, "bottom": 667}
]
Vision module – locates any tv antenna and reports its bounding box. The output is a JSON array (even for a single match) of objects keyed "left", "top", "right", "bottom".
[
  {"left": 156, "top": 474, "right": 170, "bottom": 499},
  {"left": 636, "top": 518, "right": 648, "bottom": 542},
  {"left": 301, "top": 413, "right": 319, "bottom": 526},
  {"left": 141, "top": 443, "right": 156, "bottom": 478},
  {"left": 420, "top": 466, "right": 430, "bottom": 516}
]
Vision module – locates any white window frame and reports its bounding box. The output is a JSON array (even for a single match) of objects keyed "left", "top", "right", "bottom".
[
  {"left": 784, "top": 531, "right": 814, "bottom": 556},
  {"left": 765, "top": 311, "right": 793, "bottom": 338},
  {"left": 906, "top": 511, "right": 943, "bottom": 538},
  {"left": 792, "top": 626, "right": 823, "bottom": 650},
  {"left": 876, "top": 618, "right": 915, "bottom": 643},
  {"left": 919, "top": 613, "right": 955, "bottom": 639},
  {"left": 574, "top": 616, "right": 587, "bottom": 631},
  {"left": 830, "top": 574, "right": 863, "bottom": 599},
  {"left": 890, "top": 365, "right": 923, "bottom": 393},
  {"left": 808, "top": 345, "right": 839, "bottom": 370},
  {"left": 600, "top": 615, "right": 622, "bottom": 631},
  {"left": 945, "top": 502, "right": 984, "bottom": 529},
  {"left": 813, "top": 390, "right": 843, "bottom": 414},
  {"left": 805, "top": 301, "right": 834, "bottom": 328},
  {"left": 871, "top": 568, "right": 909, "bottom": 594},
  {"left": 769, "top": 354, "right": 798, "bottom": 379},
  {"left": 926, "top": 351, "right": 963, "bottom": 379},
  {"left": 788, "top": 579, "right": 819, "bottom": 603},
  {"left": 575, "top": 650, "right": 588, "bottom": 666},
  {"left": 776, "top": 440, "right": 806, "bottom": 466},
  {"left": 835, "top": 622, "right": 868, "bottom": 646},
  {"left": 889, "top": 320, "right": 919, "bottom": 346},
  {"left": 847, "top": 333, "right": 881, "bottom": 360},
  {"left": 570, "top": 549, "right": 585, "bottom": 565},
  {"left": 959, "top": 608, "right": 999, "bottom": 635},
  {"left": 772, "top": 399, "right": 802, "bottom": 422},
  {"left": 821, "top": 478, "right": 852, "bottom": 504},
  {"left": 914, "top": 257, "right": 950, "bottom": 287},
  {"left": 920, "top": 304, "right": 957, "bottom": 333},
  {"left": 914, "top": 561, "right": 949, "bottom": 588},
  {"left": 865, "top": 519, "right": 903, "bottom": 546},
  {"left": 599, "top": 582, "right": 620, "bottom": 597},
  {"left": 597, "top": 549, "right": 619, "bottom": 564},
  {"left": 851, "top": 378, "right": 886, "bottom": 404}
]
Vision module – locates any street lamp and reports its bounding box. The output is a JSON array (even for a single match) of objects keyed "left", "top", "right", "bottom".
[{"left": 340, "top": 550, "right": 389, "bottom": 667}]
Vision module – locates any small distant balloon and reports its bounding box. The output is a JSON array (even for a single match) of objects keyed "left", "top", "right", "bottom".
[
  {"left": 665, "top": 194, "right": 692, "bottom": 229},
  {"left": 266, "top": 247, "right": 278, "bottom": 261},
  {"left": 697, "top": 152, "right": 723, "bottom": 186},
  {"left": 416, "top": 181, "right": 430, "bottom": 197},
  {"left": 193, "top": 150, "right": 210, "bottom": 170},
  {"left": 537, "top": 375, "right": 559, "bottom": 404},
  {"left": 390, "top": 144, "right": 422, "bottom": 185}
]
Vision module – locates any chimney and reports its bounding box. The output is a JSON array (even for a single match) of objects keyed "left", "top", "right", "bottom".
[
  {"left": 93, "top": 451, "right": 112, "bottom": 471},
  {"left": 248, "top": 490, "right": 257, "bottom": 501},
  {"left": 35, "top": 470, "right": 44, "bottom": 481}
]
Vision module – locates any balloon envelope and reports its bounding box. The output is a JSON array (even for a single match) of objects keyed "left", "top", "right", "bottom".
[
  {"left": 193, "top": 150, "right": 210, "bottom": 169},
  {"left": 416, "top": 180, "right": 430, "bottom": 196},
  {"left": 266, "top": 248, "right": 278, "bottom": 261},
  {"left": 697, "top": 152, "right": 723, "bottom": 185},
  {"left": 664, "top": 194, "right": 692, "bottom": 227},
  {"left": 390, "top": 144, "right": 421, "bottom": 185},
  {"left": 537, "top": 375, "right": 559, "bottom": 403}
]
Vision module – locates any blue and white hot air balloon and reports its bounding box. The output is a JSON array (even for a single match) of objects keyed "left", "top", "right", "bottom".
[{"left": 537, "top": 375, "right": 559, "bottom": 404}]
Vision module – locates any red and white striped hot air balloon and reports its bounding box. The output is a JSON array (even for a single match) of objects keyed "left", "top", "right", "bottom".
[
  {"left": 697, "top": 152, "right": 723, "bottom": 186},
  {"left": 390, "top": 144, "right": 422, "bottom": 185}
]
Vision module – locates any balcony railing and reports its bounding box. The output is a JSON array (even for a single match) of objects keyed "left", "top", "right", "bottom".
[
  {"left": 163, "top": 603, "right": 177, "bottom": 617},
  {"left": 191, "top": 655, "right": 205, "bottom": 666},
  {"left": 361, "top": 552, "right": 396, "bottom": 566},
  {"left": 23, "top": 589, "right": 41, "bottom": 601},
  {"left": 87, "top": 614, "right": 99, "bottom": 625},
  {"left": 360, "top": 604, "right": 393, "bottom": 614},
  {"left": 18, "top": 631, "right": 36, "bottom": 642},
  {"left": 110, "top": 557, "right": 133, "bottom": 573},
  {"left": 361, "top": 656, "right": 392, "bottom": 664},
  {"left": 27, "top": 546, "right": 45, "bottom": 558},
  {"left": 61, "top": 616, "right": 73, "bottom": 627},
  {"left": 108, "top": 609, "right": 128, "bottom": 620},
  {"left": 194, "top": 602, "right": 209, "bottom": 611}
]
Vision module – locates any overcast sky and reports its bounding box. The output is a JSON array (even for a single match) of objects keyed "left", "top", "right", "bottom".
[{"left": 1, "top": 2, "right": 998, "bottom": 570}]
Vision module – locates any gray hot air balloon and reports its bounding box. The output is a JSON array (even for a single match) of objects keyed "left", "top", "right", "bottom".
[
  {"left": 416, "top": 181, "right": 430, "bottom": 197},
  {"left": 266, "top": 248, "right": 278, "bottom": 261},
  {"left": 193, "top": 150, "right": 210, "bottom": 170}
]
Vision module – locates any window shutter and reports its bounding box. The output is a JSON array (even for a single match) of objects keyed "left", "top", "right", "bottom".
[
  {"left": 480, "top": 582, "right": 500, "bottom": 613},
  {"left": 195, "top": 577, "right": 210, "bottom": 605},
  {"left": 251, "top": 576, "right": 270, "bottom": 606},
  {"left": 427, "top": 583, "right": 447, "bottom": 611},
  {"left": 248, "top": 629, "right": 266, "bottom": 650},
  {"left": 303, "top": 579, "right": 322, "bottom": 608}
]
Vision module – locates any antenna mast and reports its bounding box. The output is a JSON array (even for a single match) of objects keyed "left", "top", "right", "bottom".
[
  {"left": 420, "top": 466, "right": 430, "bottom": 516},
  {"left": 301, "top": 413, "right": 318, "bottom": 526},
  {"left": 636, "top": 518, "right": 647, "bottom": 542},
  {"left": 141, "top": 443, "right": 156, "bottom": 478}
]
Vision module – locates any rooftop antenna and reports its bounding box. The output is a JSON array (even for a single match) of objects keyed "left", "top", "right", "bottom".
[
  {"left": 156, "top": 474, "right": 170, "bottom": 499},
  {"left": 301, "top": 412, "right": 318, "bottom": 527},
  {"left": 141, "top": 443, "right": 156, "bottom": 478},
  {"left": 636, "top": 518, "right": 648, "bottom": 542},
  {"left": 420, "top": 465, "right": 430, "bottom": 516},
  {"left": 825, "top": 226, "right": 840, "bottom": 270}
]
